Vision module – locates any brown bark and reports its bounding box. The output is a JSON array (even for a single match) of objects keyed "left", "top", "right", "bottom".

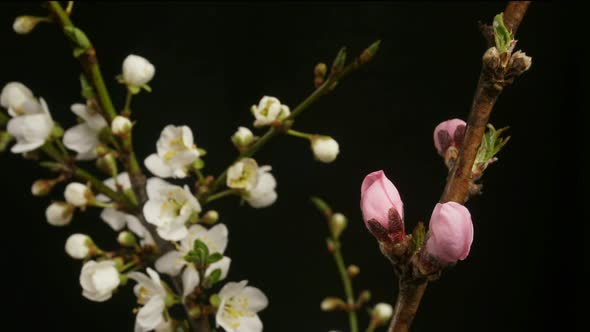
[{"left": 388, "top": 2, "right": 531, "bottom": 332}]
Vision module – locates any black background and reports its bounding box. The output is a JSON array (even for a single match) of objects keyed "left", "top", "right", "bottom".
[{"left": 0, "top": 2, "right": 584, "bottom": 332}]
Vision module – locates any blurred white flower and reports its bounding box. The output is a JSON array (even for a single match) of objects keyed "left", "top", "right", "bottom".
[
  {"left": 128, "top": 268, "right": 167, "bottom": 332},
  {"left": 122, "top": 54, "right": 155, "bottom": 87},
  {"left": 251, "top": 96, "right": 290, "bottom": 127},
  {"left": 226, "top": 158, "right": 258, "bottom": 191},
  {"left": 1, "top": 82, "right": 54, "bottom": 153},
  {"left": 216, "top": 280, "right": 268, "bottom": 332},
  {"left": 63, "top": 103, "right": 107, "bottom": 160},
  {"left": 80, "top": 260, "right": 120, "bottom": 302},
  {"left": 244, "top": 165, "right": 277, "bottom": 208},
  {"left": 143, "top": 178, "right": 201, "bottom": 241},
  {"left": 145, "top": 125, "right": 200, "bottom": 178}
]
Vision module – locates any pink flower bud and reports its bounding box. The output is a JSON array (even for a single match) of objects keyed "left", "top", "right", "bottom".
[
  {"left": 433, "top": 119, "right": 466, "bottom": 156},
  {"left": 425, "top": 202, "right": 473, "bottom": 265},
  {"left": 360, "top": 170, "right": 404, "bottom": 243}
]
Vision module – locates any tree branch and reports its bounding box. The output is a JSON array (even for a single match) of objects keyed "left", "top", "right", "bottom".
[{"left": 387, "top": 3, "right": 531, "bottom": 332}]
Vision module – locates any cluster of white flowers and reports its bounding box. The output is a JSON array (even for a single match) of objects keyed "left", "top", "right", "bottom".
[
  {"left": 145, "top": 125, "right": 201, "bottom": 178},
  {"left": 0, "top": 82, "right": 54, "bottom": 153}
]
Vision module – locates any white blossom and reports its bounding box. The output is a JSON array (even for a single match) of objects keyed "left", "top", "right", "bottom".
[
  {"left": 45, "top": 202, "right": 74, "bottom": 226},
  {"left": 122, "top": 54, "right": 155, "bottom": 87},
  {"left": 98, "top": 173, "right": 154, "bottom": 245},
  {"left": 128, "top": 268, "right": 167, "bottom": 332},
  {"left": 111, "top": 115, "right": 131, "bottom": 136},
  {"left": 251, "top": 96, "right": 290, "bottom": 127},
  {"left": 155, "top": 224, "right": 231, "bottom": 296},
  {"left": 79, "top": 260, "right": 120, "bottom": 302},
  {"left": 144, "top": 125, "right": 200, "bottom": 178},
  {"left": 64, "top": 182, "right": 92, "bottom": 207},
  {"left": 216, "top": 280, "right": 268, "bottom": 332},
  {"left": 312, "top": 136, "right": 340, "bottom": 163},
  {"left": 143, "top": 177, "right": 201, "bottom": 241},
  {"left": 244, "top": 165, "right": 277, "bottom": 208},
  {"left": 65, "top": 233, "right": 91, "bottom": 259},
  {"left": 1, "top": 82, "right": 54, "bottom": 153},
  {"left": 226, "top": 158, "right": 259, "bottom": 191},
  {"left": 63, "top": 103, "right": 107, "bottom": 160},
  {"left": 231, "top": 126, "right": 254, "bottom": 148}
]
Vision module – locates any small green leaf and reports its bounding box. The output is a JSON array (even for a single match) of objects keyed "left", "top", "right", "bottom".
[
  {"left": 0, "top": 111, "right": 9, "bottom": 127},
  {"left": 203, "top": 268, "right": 222, "bottom": 289},
  {"left": 63, "top": 26, "right": 91, "bottom": 51},
  {"left": 80, "top": 74, "right": 95, "bottom": 99},
  {"left": 193, "top": 239, "right": 210, "bottom": 264},
  {"left": 409, "top": 222, "right": 425, "bottom": 254},
  {"left": 207, "top": 253, "right": 223, "bottom": 265},
  {"left": 310, "top": 196, "right": 332, "bottom": 216},
  {"left": 493, "top": 13, "right": 512, "bottom": 53},
  {"left": 141, "top": 84, "right": 152, "bottom": 93},
  {"left": 128, "top": 85, "right": 141, "bottom": 95},
  {"left": 0, "top": 131, "right": 13, "bottom": 152},
  {"left": 184, "top": 251, "right": 201, "bottom": 265},
  {"left": 192, "top": 158, "right": 205, "bottom": 171},
  {"left": 331, "top": 47, "right": 347, "bottom": 73}
]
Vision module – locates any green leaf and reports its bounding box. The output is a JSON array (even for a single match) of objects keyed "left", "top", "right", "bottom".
[
  {"left": 493, "top": 13, "right": 512, "bottom": 53},
  {"left": 184, "top": 251, "right": 201, "bottom": 265},
  {"left": 310, "top": 196, "right": 332, "bottom": 216},
  {"left": 207, "top": 253, "right": 223, "bottom": 265},
  {"left": 193, "top": 239, "right": 210, "bottom": 265},
  {"left": 0, "top": 131, "right": 13, "bottom": 152},
  {"left": 331, "top": 47, "right": 347, "bottom": 73},
  {"left": 192, "top": 158, "right": 205, "bottom": 171},
  {"left": 0, "top": 111, "right": 9, "bottom": 127},
  {"left": 202, "top": 268, "right": 222, "bottom": 289},
  {"left": 409, "top": 222, "right": 425, "bottom": 254},
  {"left": 80, "top": 74, "right": 95, "bottom": 99},
  {"left": 63, "top": 26, "right": 91, "bottom": 52}
]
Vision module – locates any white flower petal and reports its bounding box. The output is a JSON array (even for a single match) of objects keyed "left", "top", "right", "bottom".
[
  {"left": 205, "top": 223, "right": 229, "bottom": 254},
  {"left": 218, "top": 280, "right": 248, "bottom": 299},
  {"left": 205, "top": 256, "right": 231, "bottom": 281},
  {"left": 145, "top": 154, "right": 174, "bottom": 178},
  {"left": 63, "top": 123, "right": 99, "bottom": 158},
  {"left": 100, "top": 208, "right": 127, "bottom": 231},
  {"left": 235, "top": 315, "right": 263, "bottom": 332},
  {"left": 182, "top": 265, "right": 200, "bottom": 297},
  {"left": 136, "top": 296, "right": 165, "bottom": 330},
  {"left": 241, "top": 286, "right": 269, "bottom": 313},
  {"left": 155, "top": 251, "right": 185, "bottom": 276}
]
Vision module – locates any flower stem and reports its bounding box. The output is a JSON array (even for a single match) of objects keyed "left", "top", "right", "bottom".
[
  {"left": 123, "top": 89, "right": 133, "bottom": 114},
  {"left": 333, "top": 240, "right": 359, "bottom": 332},
  {"left": 202, "top": 49, "right": 374, "bottom": 200},
  {"left": 286, "top": 129, "right": 312, "bottom": 140},
  {"left": 205, "top": 189, "right": 239, "bottom": 203}
]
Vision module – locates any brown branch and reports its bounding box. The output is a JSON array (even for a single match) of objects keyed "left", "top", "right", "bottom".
[{"left": 387, "top": 2, "right": 531, "bottom": 332}]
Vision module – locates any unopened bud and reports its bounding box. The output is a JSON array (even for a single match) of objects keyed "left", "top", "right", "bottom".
[
  {"left": 111, "top": 116, "right": 132, "bottom": 136},
  {"left": 329, "top": 213, "right": 347, "bottom": 238},
  {"left": 117, "top": 231, "right": 137, "bottom": 247},
  {"left": 347, "top": 264, "right": 360, "bottom": 277},
  {"left": 45, "top": 202, "right": 74, "bottom": 226},
  {"left": 31, "top": 179, "right": 58, "bottom": 196},
  {"left": 209, "top": 294, "right": 221, "bottom": 308},
  {"left": 96, "top": 153, "right": 117, "bottom": 176},
  {"left": 311, "top": 136, "right": 340, "bottom": 163},
  {"left": 13, "top": 16, "right": 40, "bottom": 35},
  {"left": 320, "top": 297, "right": 345, "bottom": 311},
  {"left": 0, "top": 132, "right": 13, "bottom": 152},
  {"left": 326, "top": 238, "right": 336, "bottom": 253},
  {"left": 188, "top": 306, "right": 202, "bottom": 319},
  {"left": 358, "top": 290, "right": 371, "bottom": 304},
  {"left": 314, "top": 63, "right": 327, "bottom": 87},
  {"left": 373, "top": 302, "right": 393, "bottom": 323},
  {"left": 482, "top": 47, "right": 501, "bottom": 70},
  {"left": 231, "top": 127, "right": 254, "bottom": 148},
  {"left": 202, "top": 210, "right": 219, "bottom": 225},
  {"left": 64, "top": 182, "right": 93, "bottom": 207},
  {"left": 360, "top": 40, "right": 381, "bottom": 64},
  {"left": 509, "top": 50, "right": 532, "bottom": 74},
  {"left": 65, "top": 233, "right": 93, "bottom": 259}
]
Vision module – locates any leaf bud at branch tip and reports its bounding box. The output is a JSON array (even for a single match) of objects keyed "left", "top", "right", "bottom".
[
  {"left": 321, "top": 297, "right": 346, "bottom": 311},
  {"left": 329, "top": 213, "right": 347, "bottom": 239},
  {"left": 360, "top": 40, "right": 381, "bottom": 64},
  {"left": 347, "top": 264, "right": 360, "bottom": 277}
]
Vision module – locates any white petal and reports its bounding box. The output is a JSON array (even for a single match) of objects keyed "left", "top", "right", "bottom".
[
  {"left": 235, "top": 315, "right": 263, "bottom": 332},
  {"left": 205, "top": 256, "right": 231, "bottom": 281},
  {"left": 157, "top": 222, "right": 188, "bottom": 241},
  {"left": 182, "top": 265, "right": 200, "bottom": 297},
  {"left": 7, "top": 113, "right": 53, "bottom": 153},
  {"left": 146, "top": 177, "right": 174, "bottom": 200},
  {"left": 137, "top": 296, "right": 165, "bottom": 330},
  {"left": 219, "top": 280, "right": 248, "bottom": 299},
  {"left": 155, "top": 251, "right": 185, "bottom": 276},
  {"left": 206, "top": 223, "right": 228, "bottom": 254},
  {"left": 143, "top": 200, "right": 166, "bottom": 227},
  {"left": 145, "top": 154, "right": 174, "bottom": 178},
  {"left": 63, "top": 123, "right": 99, "bottom": 157},
  {"left": 100, "top": 208, "right": 127, "bottom": 231},
  {"left": 241, "top": 286, "right": 269, "bottom": 313}
]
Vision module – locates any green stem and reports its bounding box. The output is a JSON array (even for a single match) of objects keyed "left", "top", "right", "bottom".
[
  {"left": 123, "top": 89, "right": 133, "bottom": 114},
  {"left": 333, "top": 240, "right": 359, "bottom": 332},
  {"left": 203, "top": 57, "right": 365, "bottom": 200},
  {"left": 47, "top": 1, "right": 117, "bottom": 121},
  {"left": 365, "top": 319, "right": 378, "bottom": 332},
  {"left": 205, "top": 189, "right": 239, "bottom": 203},
  {"left": 286, "top": 129, "right": 312, "bottom": 140}
]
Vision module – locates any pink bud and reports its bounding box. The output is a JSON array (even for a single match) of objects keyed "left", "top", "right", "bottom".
[
  {"left": 360, "top": 170, "right": 404, "bottom": 243},
  {"left": 433, "top": 119, "right": 466, "bottom": 156},
  {"left": 425, "top": 202, "right": 473, "bottom": 265}
]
